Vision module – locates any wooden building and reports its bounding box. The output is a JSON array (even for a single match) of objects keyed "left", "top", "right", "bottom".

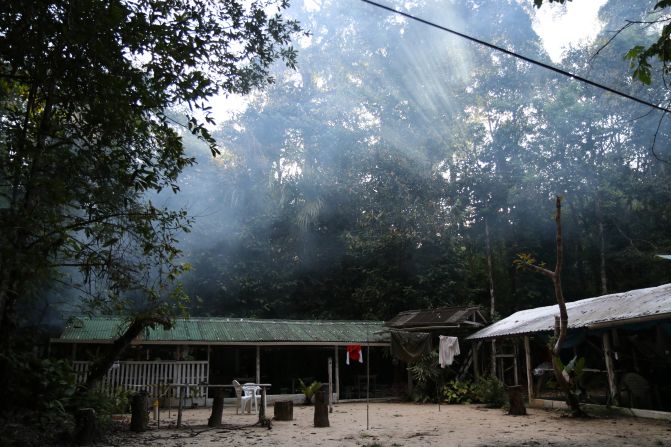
[{"left": 467, "top": 283, "right": 671, "bottom": 415}]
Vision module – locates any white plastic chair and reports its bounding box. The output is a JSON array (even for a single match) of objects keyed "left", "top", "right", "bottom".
[
  {"left": 242, "top": 383, "right": 264, "bottom": 414},
  {"left": 232, "top": 380, "right": 251, "bottom": 414}
]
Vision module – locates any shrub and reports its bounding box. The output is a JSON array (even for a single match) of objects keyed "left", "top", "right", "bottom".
[
  {"left": 441, "top": 379, "right": 475, "bottom": 404},
  {"left": 408, "top": 351, "right": 456, "bottom": 403},
  {"left": 0, "top": 353, "right": 77, "bottom": 446},
  {"left": 70, "top": 389, "right": 118, "bottom": 429},
  {"left": 473, "top": 377, "right": 506, "bottom": 408},
  {"left": 110, "top": 387, "right": 133, "bottom": 414}
]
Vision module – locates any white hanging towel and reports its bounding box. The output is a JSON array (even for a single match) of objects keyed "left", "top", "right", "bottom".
[{"left": 439, "top": 336, "right": 460, "bottom": 368}]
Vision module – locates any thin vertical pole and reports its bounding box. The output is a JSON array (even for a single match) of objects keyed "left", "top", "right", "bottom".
[{"left": 366, "top": 328, "right": 370, "bottom": 430}]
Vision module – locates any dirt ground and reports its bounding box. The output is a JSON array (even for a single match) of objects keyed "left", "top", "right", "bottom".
[{"left": 102, "top": 402, "right": 671, "bottom": 447}]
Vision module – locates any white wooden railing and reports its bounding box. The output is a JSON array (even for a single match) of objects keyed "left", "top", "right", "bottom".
[{"left": 73, "top": 360, "right": 209, "bottom": 399}]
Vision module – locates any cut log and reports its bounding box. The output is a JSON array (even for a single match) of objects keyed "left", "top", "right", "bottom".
[
  {"left": 274, "top": 400, "right": 293, "bottom": 421},
  {"left": 314, "top": 384, "right": 330, "bottom": 427},
  {"left": 74, "top": 408, "right": 99, "bottom": 445},
  {"left": 130, "top": 392, "right": 149, "bottom": 432},
  {"left": 507, "top": 385, "right": 527, "bottom": 416},
  {"left": 208, "top": 388, "right": 224, "bottom": 427}
]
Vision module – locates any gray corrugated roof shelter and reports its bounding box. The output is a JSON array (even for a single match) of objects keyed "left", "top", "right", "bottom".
[
  {"left": 52, "top": 317, "right": 390, "bottom": 346},
  {"left": 385, "top": 306, "right": 487, "bottom": 331},
  {"left": 467, "top": 283, "right": 671, "bottom": 341}
]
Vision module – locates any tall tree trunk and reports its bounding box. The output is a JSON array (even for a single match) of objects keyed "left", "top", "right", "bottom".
[
  {"left": 485, "top": 219, "right": 497, "bottom": 378},
  {"left": 0, "top": 74, "right": 57, "bottom": 352},
  {"left": 82, "top": 315, "right": 171, "bottom": 391},
  {"left": 208, "top": 388, "right": 224, "bottom": 427},
  {"left": 595, "top": 196, "right": 608, "bottom": 295},
  {"left": 0, "top": 274, "right": 21, "bottom": 354},
  {"left": 517, "top": 197, "right": 586, "bottom": 417}
]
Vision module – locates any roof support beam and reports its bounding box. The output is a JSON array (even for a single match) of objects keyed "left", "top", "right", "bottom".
[
  {"left": 334, "top": 345, "right": 340, "bottom": 403},
  {"left": 524, "top": 336, "right": 534, "bottom": 401},
  {"left": 602, "top": 332, "right": 618, "bottom": 405},
  {"left": 256, "top": 346, "right": 261, "bottom": 384}
]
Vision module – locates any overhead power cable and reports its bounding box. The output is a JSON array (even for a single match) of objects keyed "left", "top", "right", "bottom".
[{"left": 360, "top": 0, "right": 671, "bottom": 115}]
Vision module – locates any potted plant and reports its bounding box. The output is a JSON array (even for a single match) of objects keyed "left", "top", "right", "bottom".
[{"left": 298, "top": 379, "right": 322, "bottom": 405}]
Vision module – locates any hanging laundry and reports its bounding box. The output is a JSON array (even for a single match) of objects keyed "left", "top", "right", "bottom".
[
  {"left": 390, "top": 330, "right": 431, "bottom": 363},
  {"left": 346, "top": 344, "right": 363, "bottom": 365},
  {"left": 439, "top": 335, "right": 460, "bottom": 368}
]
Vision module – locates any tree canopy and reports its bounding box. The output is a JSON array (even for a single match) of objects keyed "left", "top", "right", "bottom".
[
  {"left": 175, "top": 0, "right": 671, "bottom": 321},
  {"left": 0, "top": 0, "right": 302, "bottom": 348}
]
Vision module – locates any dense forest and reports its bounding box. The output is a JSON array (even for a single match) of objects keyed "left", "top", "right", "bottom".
[
  {"left": 169, "top": 0, "right": 671, "bottom": 322},
  {"left": 2, "top": 0, "right": 670, "bottom": 332}
]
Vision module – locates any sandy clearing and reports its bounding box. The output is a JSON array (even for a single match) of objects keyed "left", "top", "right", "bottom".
[{"left": 102, "top": 402, "right": 671, "bottom": 447}]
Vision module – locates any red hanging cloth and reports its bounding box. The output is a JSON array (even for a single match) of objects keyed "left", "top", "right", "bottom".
[{"left": 346, "top": 344, "right": 363, "bottom": 365}]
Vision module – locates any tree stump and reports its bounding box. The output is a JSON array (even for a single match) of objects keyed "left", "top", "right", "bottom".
[
  {"left": 274, "top": 400, "right": 293, "bottom": 421},
  {"left": 130, "top": 391, "right": 149, "bottom": 432},
  {"left": 208, "top": 388, "right": 225, "bottom": 427},
  {"left": 507, "top": 385, "right": 527, "bottom": 416},
  {"left": 74, "top": 408, "right": 100, "bottom": 445},
  {"left": 314, "top": 384, "right": 330, "bottom": 427}
]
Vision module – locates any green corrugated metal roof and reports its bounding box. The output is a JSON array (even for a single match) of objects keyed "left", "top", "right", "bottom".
[{"left": 57, "top": 317, "right": 390, "bottom": 345}]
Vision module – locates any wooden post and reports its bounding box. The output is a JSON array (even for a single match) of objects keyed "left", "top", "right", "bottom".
[
  {"left": 472, "top": 342, "right": 480, "bottom": 379},
  {"left": 176, "top": 385, "right": 184, "bottom": 428},
  {"left": 507, "top": 385, "right": 527, "bottom": 415},
  {"left": 256, "top": 346, "right": 261, "bottom": 384},
  {"left": 602, "top": 332, "right": 617, "bottom": 405},
  {"left": 208, "top": 387, "right": 224, "bottom": 427},
  {"left": 513, "top": 342, "right": 519, "bottom": 386},
  {"left": 131, "top": 391, "right": 149, "bottom": 432},
  {"left": 314, "top": 384, "right": 330, "bottom": 427},
  {"left": 407, "top": 367, "right": 413, "bottom": 395},
  {"left": 258, "top": 386, "right": 267, "bottom": 423},
  {"left": 523, "top": 336, "right": 534, "bottom": 401},
  {"left": 74, "top": 408, "right": 100, "bottom": 444},
  {"left": 490, "top": 339, "right": 496, "bottom": 378},
  {"left": 274, "top": 400, "right": 293, "bottom": 420},
  {"left": 206, "top": 345, "right": 211, "bottom": 408},
  {"left": 334, "top": 346, "right": 340, "bottom": 402},
  {"left": 328, "top": 357, "right": 333, "bottom": 413}
]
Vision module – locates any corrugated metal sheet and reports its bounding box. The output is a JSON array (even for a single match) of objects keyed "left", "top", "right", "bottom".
[
  {"left": 467, "top": 283, "right": 671, "bottom": 341},
  {"left": 58, "top": 317, "right": 389, "bottom": 344}
]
